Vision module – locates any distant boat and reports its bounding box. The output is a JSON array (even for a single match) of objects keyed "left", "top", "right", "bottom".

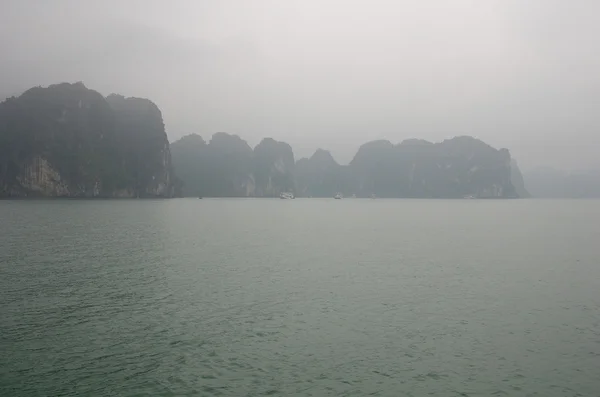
[
  {"left": 198, "top": 197, "right": 203, "bottom": 199},
  {"left": 334, "top": 193, "right": 343, "bottom": 199},
  {"left": 463, "top": 195, "right": 476, "bottom": 199},
  {"left": 280, "top": 192, "right": 294, "bottom": 199},
  {"left": 370, "top": 194, "right": 377, "bottom": 199},
  {"left": 351, "top": 194, "right": 357, "bottom": 198}
]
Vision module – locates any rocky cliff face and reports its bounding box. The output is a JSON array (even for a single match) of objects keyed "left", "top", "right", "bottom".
[
  {"left": 170, "top": 134, "right": 208, "bottom": 197},
  {"left": 171, "top": 132, "right": 254, "bottom": 197},
  {"left": 0, "top": 82, "right": 177, "bottom": 197},
  {"left": 253, "top": 138, "right": 295, "bottom": 196},
  {"left": 14, "top": 156, "right": 71, "bottom": 196},
  {"left": 106, "top": 94, "right": 176, "bottom": 197},
  {"left": 295, "top": 149, "right": 348, "bottom": 197},
  {"left": 171, "top": 133, "right": 295, "bottom": 197},
  {"left": 510, "top": 159, "right": 530, "bottom": 198},
  {"left": 171, "top": 133, "right": 521, "bottom": 198},
  {"left": 349, "top": 136, "right": 517, "bottom": 198}
]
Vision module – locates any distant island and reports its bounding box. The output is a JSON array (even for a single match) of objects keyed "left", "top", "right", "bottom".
[
  {"left": 172, "top": 133, "right": 528, "bottom": 199},
  {"left": 1, "top": 82, "right": 529, "bottom": 199},
  {"left": 0, "top": 82, "right": 179, "bottom": 198}
]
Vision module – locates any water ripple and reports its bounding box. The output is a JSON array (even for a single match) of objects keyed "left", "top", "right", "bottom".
[{"left": 1, "top": 199, "right": 600, "bottom": 396}]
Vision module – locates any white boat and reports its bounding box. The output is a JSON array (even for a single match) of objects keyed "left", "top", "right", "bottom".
[
  {"left": 280, "top": 192, "right": 295, "bottom": 199},
  {"left": 334, "top": 193, "right": 343, "bottom": 199}
]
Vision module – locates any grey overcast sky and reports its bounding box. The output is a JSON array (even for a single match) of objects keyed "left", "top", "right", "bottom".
[{"left": 1, "top": 0, "right": 599, "bottom": 170}]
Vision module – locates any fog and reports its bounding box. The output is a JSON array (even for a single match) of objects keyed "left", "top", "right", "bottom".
[{"left": 1, "top": 0, "right": 598, "bottom": 170}]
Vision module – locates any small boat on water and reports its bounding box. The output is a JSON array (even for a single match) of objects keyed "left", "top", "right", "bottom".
[
  {"left": 280, "top": 192, "right": 295, "bottom": 199},
  {"left": 334, "top": 193, "right": 343, "bottom": 199}
]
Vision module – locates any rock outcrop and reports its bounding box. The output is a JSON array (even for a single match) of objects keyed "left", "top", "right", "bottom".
[
  {"left": 170, "top": 134, "right": 208, "bottom": 197},
  {"left": 172, "top": 133, "right": 521, "bottom": 198},
  {"left": 349, "top": 136, "right": 517, "bottom": 198},
  {"left": 0, "top": 82, "right": 177, "bottom": 197},
  {"left": 172, "top": 133, "right": 296, "bottom": 197},
  {"left": 253, "top": 138, "right": 295, "bottom": 197},
  {"left": 171, "top": 132, "right": 254, "bottom": 197},
  {"left": 510, "top": 159, "right": 530, "bottom": 198},
  {"left": 106, "top": 94, "right": 176, "bottom": 197},
  {"left": 295, "top": 149, "right": 348, "bottom": 197}
]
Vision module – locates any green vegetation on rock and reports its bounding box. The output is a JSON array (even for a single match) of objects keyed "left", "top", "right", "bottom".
[
  {"left": 171, "top": 133, "right": 295, "bottom": 197},
  {"left": 172, "top": 133, "right": 522, "bottom": 198},
  {"left": 0, "top": 83, "right": 177, "bottom": 197},
  {"left": 0, "top": 82, "right": 524, "bottom": 199}
]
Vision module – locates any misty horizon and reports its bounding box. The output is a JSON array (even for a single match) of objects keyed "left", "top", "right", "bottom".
[
  {"left": 2, "top": 2, "right": 600, "bottom": 394},
  {"left": 2, "top": 0, "right": 599, "bottom": 172}
]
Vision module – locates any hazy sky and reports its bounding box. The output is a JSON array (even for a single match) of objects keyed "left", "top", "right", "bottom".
[{"left": 1, "top": 0, "right": 599, "bottom": 170}]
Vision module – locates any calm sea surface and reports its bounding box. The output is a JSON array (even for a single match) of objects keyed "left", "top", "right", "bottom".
[{"left": 1, "top": 199, "right": 599, "bottom": 396}]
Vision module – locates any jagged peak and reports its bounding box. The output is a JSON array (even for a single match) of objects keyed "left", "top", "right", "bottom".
[
  {"left": 351, "top": 140, "right": 394, "bottom": 165},
  {"left": 106, "top": 94, "right": 159, "bottom": 110},
  {"left": 312, "top": 148, "right": 333, "bottom": 157},
  {"left": 310, "top": 149, "right": 338, "bottom": 166},
  {"left": 47, "top": 81, "right": 87, "bottom": 90},
  {"left": 14, "top": 82, "right": 106, "bottom": 108},
  {"left": 257, "top": 137, "right": 278, "bottom": 144},
  {"left": 20, "top": 82, "right": 92, "bottom": 96},
  {"left": 438, "top": 135, "right": 504, "bottom": 155},
  {"left": 209, "top": 132, "right": 252, "bottom": 153},
  {"left": 211, "top": 131, "right": 244, "bottom": 141},
  {"left": 106, "top": 95, "right": 163, "bottom": 126},
  {"left": 254, "top": 138, "right": 294, "bottom": 160},
  {"left": 359, "top": 139, "right": 394, "bottom": 149},
  {"left": 106, "top": 93, "right": 125, "bottom": 100},
  {"left": 398, "top": 138, "right": 433, "bottom": 146},
  {"left": 255, "top": 137, "right": 292, "bottom": 149},
  {"left": 173, "top": 134, "right": 206, "bottom": 146},
  {"left": 22, "top": 81, "right": 88, "bottom": 94},
  {"left": 441, "top": 135, "right": 489, "bottom": 147}
]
